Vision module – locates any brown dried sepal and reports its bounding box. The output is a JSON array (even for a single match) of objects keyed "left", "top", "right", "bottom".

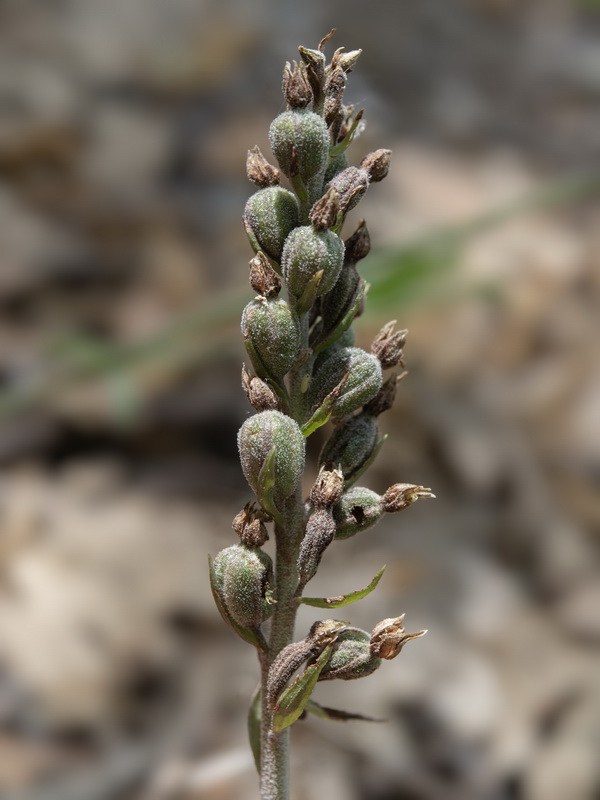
[
  {"left": 246, "top": 146, "right": 280, "bottom": 187},
  {"left": 330, "top": 47, "right": 362, "bottom": 74},
  {"left": 249, "top": 252, "right": 281, "bottom": 297},
  {"left": 381, "top": 483, "right": 435, "bottom": 513},
  {"left": 371, "top": 321, "right": 407, "bottom": 370},
  {"left": 361, "top": 149, "right": 392, "bottom": 183},
  {"left": 309, "top": 187, "right": 341, "bottom": 231},
  {"left": 344, "top": 220, "right": 371, "bottom": 265},
  {"left": 232, "top": 501, "right": 270, "bottom": 547},
  {"left": 310, "top": 466, "right": 344, "bottom": 509},
  {"left": 363, "top": 371, "right": 407, "bottom": 417},
  {"left": 283, "top": 61, "right": 313, "bottom": 109},
  {"left": 370, "top": 615, "right": 427, "bottom": 660},
  {"left": 241, "top": 365, "right": 280, "bottom": 412}
]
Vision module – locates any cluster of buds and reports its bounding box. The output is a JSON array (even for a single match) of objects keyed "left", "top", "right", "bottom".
[{"left": 210, "top": 35, "right": 435, "bottom": 790}]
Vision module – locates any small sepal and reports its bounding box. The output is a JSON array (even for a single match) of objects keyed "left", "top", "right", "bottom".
[
  {"left": 300, "top": 564, "right": 386, "bottom": 609},
  {"left": 241, "top": 365, "right": 280, "bottom": 412},
  {"left": 370, "top": 615, "right": 427, "bottom": 659},
  {"left": 371, "top": 321, "right": 408, "bottom": 370},
  {"left": 344, "top": 219, "right": 371, "bottom": 264},
  {"left": 381, "top": 483, "right": 435, "bottom": 512},
  {"left": 309, "top": 466, "right": 344, "bottom": 509},
  {"left": 360, "top": 149, "right": 392, "bottom": 183},
  {"left": 249, "top": 252, "right": 281, "bottom": 297},
  {"left": 232, "top": 501, "right": 270, "bottom": 547},
  {"left": 247, "top": 146, "right": 281, "bottom": 188},
  {"left": 283, "top": 61, "right": 313, "bottom": 109}
]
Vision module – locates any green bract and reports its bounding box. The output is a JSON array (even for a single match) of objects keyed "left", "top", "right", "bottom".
[
  {"left": 333, "top": 486, "right": 384, "bottom": 539},
  {"left": 310, "top": 346, "right": 382, "bottom": 417},
  {"left": 269, "top": 110, "right": 330, "bottom": 183},
  {"left": 281, "top": 226, "right": 344, "bottom": 304},
  {"left": 242, "top": 297, "right": 300, "bottom": 379},
  {"left": 238, "top": 410, "right": 305, "bottom": 503},
  {"left": 244, "top": 187, "right": 300, "bottom": 263}
]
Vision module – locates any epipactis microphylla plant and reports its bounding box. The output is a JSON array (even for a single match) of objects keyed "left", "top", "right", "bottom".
[{"left": 209, "top": 32, "right": 435, "bottom": 800}]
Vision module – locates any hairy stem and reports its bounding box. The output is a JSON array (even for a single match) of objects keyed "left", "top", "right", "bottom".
[{"left": 260, "top": 502, "right": 304, "bottom": 799}]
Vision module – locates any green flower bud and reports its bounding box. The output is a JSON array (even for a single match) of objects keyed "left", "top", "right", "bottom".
[
  {"left": 238, "top": 411, "right": 305, "bottom": 503},
  {"left": 320, "top": 413, "right": 378, "bottom": 481},
  {"left": 244, "top": 187, "right": 299, "bottom": 263},
  {"left": 333, "top": 486, "right": 383, "bottom": 539},
  {"left": 281, "top": 226, "right": 344, "bottom": 305},
  {"left": 242, "top": 297, "right": 300, "bottom": 379},
  {"left": 213, "top": 544, "right": 275, "bottom": 629},
  {"left": 310, "top": 346, "right": 382, "bottom": 418},
  {"left": 317, "top": 629, "right": 381, "bottom": 681},
  {"left": 269, "top": 110, "right": 330, "bottom": 183}
]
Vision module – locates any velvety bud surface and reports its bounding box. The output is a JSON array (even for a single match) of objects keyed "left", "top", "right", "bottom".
[
  {"left": 310, "top": 346, "right": 382, "bottom": 417},
  {"left": 269, "top": 110, "right": 330, "bottom": 183},
  {"left": 317, "top": 629, "right": 381, "bottom": 681},
  {"left": 281, "top": 226, "right": 344, "bottom": 303},
  {"left": 242, "top": 297, "right": 300, "bottom": 379},
  {"left": 238, "top": 411, "right": 305, "bottom": 503},
  {"left": 214, "top": 544, "right": 275, "bottom": 629},
  {"left": 320, "top": 413, "right": 378, "bottom": 480},
  {"left": 244, "top": 187, "right": 299, "bottom": 263},
  {"left": 333, "top": 486, "right": 383, "bottom": 539}
]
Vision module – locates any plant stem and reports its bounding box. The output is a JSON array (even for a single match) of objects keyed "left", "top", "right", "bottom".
[{"left": 260, "top": 505, "right": 304, "bottom": 799}]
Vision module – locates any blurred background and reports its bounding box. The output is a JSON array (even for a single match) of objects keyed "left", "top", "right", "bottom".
[{"left": 0, "top": 0, "right": 599, "bottom": 798}]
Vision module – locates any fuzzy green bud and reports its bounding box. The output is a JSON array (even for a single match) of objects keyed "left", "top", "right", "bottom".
[
  {"left": 213, "top": 544, "right": 275, "bottom": 629},
  {"left": 269, "top": 110, "right": 330, "bottom": 183},
  {"left": 238, "top": 411, "right": 305, "bottom": 504},
  {"left": 310, "top": 346, "right": 382, "bottom": 418},
  {"left": 333, "top": 486, "right": 383, "bottom": 539},
  {"left": 317, "top": 628, "right": 381, "bottom": 681},
  {"left": 281, "top": 226, "right": 344, "bottom": 306},
  {"left": 242, "top": 297, "right": 300, "bottom": 379},
  {"left": 244, "top": 187, "right": 299, "bottom": 263},
  {"left": 320, "top": 413, "right": 378, "bottom": 481}
]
